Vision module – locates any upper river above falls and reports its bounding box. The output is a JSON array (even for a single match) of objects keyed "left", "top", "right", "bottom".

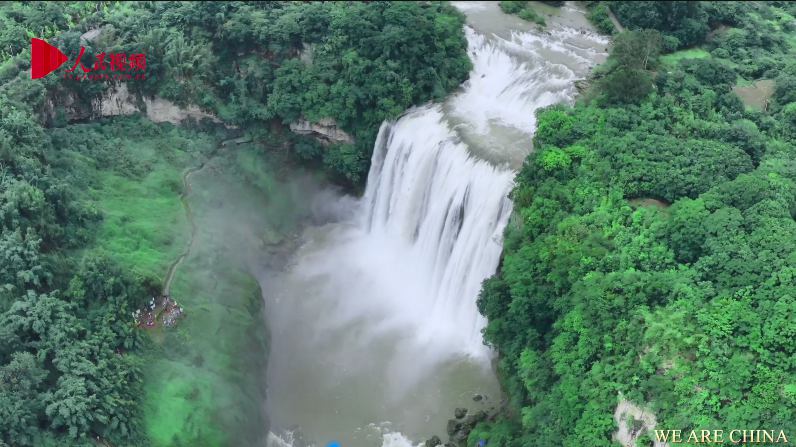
[{"left": 260, "top": 3, "right": 609, "bottom": 446}]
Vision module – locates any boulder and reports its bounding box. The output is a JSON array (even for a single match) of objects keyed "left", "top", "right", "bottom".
[
  {"left": 462, "top": 410, "right": 488, "bottom": 429},
  {"left": 426, "top": 435, "right": 442, "bottom": 447},
  {"left": 451, "top": 430, "right": 469, "bottom": 444},
  {"left": 446, "top": 419, "right": 461, "bottom": 436},
  {"left": 454, "top": 407, "right": 467, "bottom": 419},
  {"left": 447, "top": 410, "right": 488, "bottom": 446}
]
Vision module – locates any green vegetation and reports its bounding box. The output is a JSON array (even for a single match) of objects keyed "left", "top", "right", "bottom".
[
  {"left": 608, "top": 1, "right": 712, "bottom": 50},
  {"left": 54, "top": 1, "right": 469, "bottom": 187},
  {"left": 0, "top": 1, "right": 472, "bottom": 444},
  {"left": 659, "top": 47, "right": 711, "bottom": 66},
  {"left": 475, "top": 2, "right": 796, "bottom": 446},
  {"left": 0, "top": 95, "right": 162, "bottom": 445},
  {"left": 707, "top": 3, "right": 795, "bottom": 80},
  {"left": 141, "top": 143, "right": 316, "bottom": 446},
  {"left": 595, "top": 29, "right": 662, "bottom": 105},
  {"left": 0, "top": 102, "right": 312, "bottom": 446},
  {"left": 49, "top": 119, "right": 215, "bottom": 280},
  {"left": 587, "top": 3, "right": 616, "bottom": 35},
  {"left": 2, "top": 2, "right": 470, "bottom": 187},
  {"left": 499, "top": 1, "right": 547, "bottom": 26},
  {"left": 3, "top": 1, "right": 796, "bottom": 446}
]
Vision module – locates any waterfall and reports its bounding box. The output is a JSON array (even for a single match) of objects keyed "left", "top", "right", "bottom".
[
  {"left": 359, "top": 109, "right": 515, "bottom": 358},
  {"left": 264, "top": 3, "right": 608, "bottom": 446}
]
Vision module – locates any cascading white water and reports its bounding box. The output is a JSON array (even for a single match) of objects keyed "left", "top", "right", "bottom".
[
  {"left": 263, "top": 3, "right": 608, "bottom": 446},
  {"left": 360, "top": 109, "right": 515, "bottom": 359}
]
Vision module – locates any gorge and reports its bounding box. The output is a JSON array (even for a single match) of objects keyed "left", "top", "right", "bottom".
[
  {"left": 263, "top": 3, "right": 607, "bottom": 446},
  {"left": 4, "top": 2, "right": 795, "bottom": 446}
]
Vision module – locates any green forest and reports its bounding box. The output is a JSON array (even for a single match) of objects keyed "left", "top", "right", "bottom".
[
  {"left": 0, "top": 1, "right": 470, "bottom": 445},
  {"left": 2, "top": 1, "right": 470, "bottom": 186},
  {"left": 1, "top": 1, "right": 795, "bottom": 446},
  {"left": 474, "top": 1, "right": 796, "bottom": 446}
]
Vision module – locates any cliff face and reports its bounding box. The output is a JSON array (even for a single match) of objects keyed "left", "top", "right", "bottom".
[
  {"left": 44, "top": 84, "right": 222, "bottom": 125},
  {"left": 289, "top": 118, "right": 354, "bottom": 145},
  {"left": 94, "top": 83, "right": 140, "bottom": 118}
]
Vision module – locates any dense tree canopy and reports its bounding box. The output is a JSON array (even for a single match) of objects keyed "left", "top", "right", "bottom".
[
  {"left": 473, "top": 2, "right": 796, "bottom": 446},
  {"left": 610, "top": 1, "right": 710, "bottom": 50},
  {"left": 0, "top": 76, "right": 150, "bottom": 445}
]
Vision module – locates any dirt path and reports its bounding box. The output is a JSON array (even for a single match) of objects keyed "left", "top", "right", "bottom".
[
  {"left": 607, "top": 7, "right": 625, "bottom": 33},
  {"left": 162, "top": 143, "right": 227, "bottom": 296}
]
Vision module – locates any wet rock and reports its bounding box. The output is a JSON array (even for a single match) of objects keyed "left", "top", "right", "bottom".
[
  {"left": 463, "top": 412, "right": 488, "bottom": 433},
  {"left": 426, "top": 435, "right": 442, "bottom": 447},
  {"left": 455, "top": 407, "right": 468, "bottom": 419},
  {"left": 80, "top": 28, "right": 102, "bottom": 43},
  {"left": 473, "top": 394, "right": 483, "bottom": 402},
  {"left": 444, "top": 443, "right": 457, "bottom": 447},
  {"left": 464, "top": 410, "right": 488, "bottom": 427},
  {"left": 448, "top": 410, "right": 489, "bottom": 446},
  {"left": 574, "top": 79, "right": 591, "bottom": 94},
  {"left": 451, "top": 430, "right": 469, "bottom": 444},
  {"left": 446, "top": 419, "right": 461, "bottom": 436}
]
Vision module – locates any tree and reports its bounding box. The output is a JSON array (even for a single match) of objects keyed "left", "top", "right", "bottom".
[
  {"left": 610, "top": 1, "right": 710, "bottom": 49},
  {"left": 0, "top": 352, "right": 47, "bottom": 446},
  {"left": 597, "top": 30, "right": 662, "bottom": 104},
  {"left": 612, "top": 29, "right": 663, "bottom": 71},
  {"left": 599, "top": 67, "right": 654, "bottom": 104}
]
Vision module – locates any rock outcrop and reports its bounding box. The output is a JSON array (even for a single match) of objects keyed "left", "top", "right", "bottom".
[
  {"left": 613, "top": 398, "right": 667, "bottom": 447},
  {"left": 94, "top": 83, "right": 140, "bottom": 118},
  {"left": 45, "top": 83, "right": 224, "bottom": 126},
  {"left": 447, "top": 410, "right": 488, "bottom": 445},
  {"left": 80, "top": 28, "right": 102, "bottom": 43},
  {"left": 289, "top": 118, "right": 354, "bottom": 145},
  {"left": 425, "top": 435, "right": 442, "bottom": 447},
  {"left": 141, "top": 94, "right": 221, "bottom": 125}
]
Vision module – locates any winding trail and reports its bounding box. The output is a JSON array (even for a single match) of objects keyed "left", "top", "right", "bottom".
[
  {"left": 162, "top": 143, "right": 226, "bottom": 296},
  {"left": 607, "top": 6, "right": 625, "bottom": 32}
]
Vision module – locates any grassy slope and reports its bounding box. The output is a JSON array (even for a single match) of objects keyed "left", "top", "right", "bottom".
[
  {"left": 142, "top": 143, "right": 323, "bottom": 446},
  {"left": 91, "top": 143, "right": 193, "bottom": 282},
  {"left": 659, "top": 48, "right": 711, "bottom": 66},
  {"left": 55, "top": 117, "right": 308, "bottom": 446},
  {"left": 142, "top": 146, "right": 273, "bottom": 446}
]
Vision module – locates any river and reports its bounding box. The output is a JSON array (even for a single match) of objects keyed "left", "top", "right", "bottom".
[{"left": 261, "top": 3, "right": 608, "bottom": 446}]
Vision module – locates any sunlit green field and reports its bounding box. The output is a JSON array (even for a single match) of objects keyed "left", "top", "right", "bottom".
[{"left": 659, "top": 47, "right": 711, "bottom": 66}]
